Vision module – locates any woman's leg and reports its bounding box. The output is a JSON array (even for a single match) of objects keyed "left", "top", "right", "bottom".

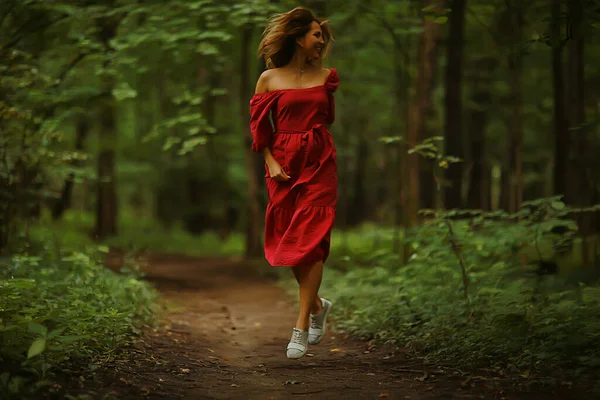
[{"left": 291, "top": 261, "right": 324, "bottom": 330}]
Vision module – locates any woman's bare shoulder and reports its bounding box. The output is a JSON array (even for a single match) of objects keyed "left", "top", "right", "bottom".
[
  {"left": 256, "top": 68, "right": 287, "bottom": 94},
  {"left": 256, "top": 69, "right": 276, "bottom": 94},
  {"left": 321, "top": 67, "right": 333, "bottom": 79}
]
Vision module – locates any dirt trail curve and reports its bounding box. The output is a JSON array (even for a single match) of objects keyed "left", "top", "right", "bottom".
[{"left": 75, "top": 255, "right": 577, "bottom": 400}]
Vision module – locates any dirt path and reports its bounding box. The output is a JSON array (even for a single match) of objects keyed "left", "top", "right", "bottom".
[{"left": 72, "top": 255, "right": 578, "bottom": 400}]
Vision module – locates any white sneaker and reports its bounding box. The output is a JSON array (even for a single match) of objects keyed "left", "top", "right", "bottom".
[
  {"left": 308, "top": 298, "right": 332, "bottom": 345},
  {"left": 286, "top": 327, "right": 308, "bottom": 359}
]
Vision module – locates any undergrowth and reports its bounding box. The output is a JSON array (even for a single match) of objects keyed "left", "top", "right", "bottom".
[
  {"left": 30, "top": 209, "right": 245, "bottom": 257},
  {"left": 285, "top": 198, "right": 600, "bottom": 392},
  {"left": 0, "top": 240, "right": 158, "bottom": 399}
]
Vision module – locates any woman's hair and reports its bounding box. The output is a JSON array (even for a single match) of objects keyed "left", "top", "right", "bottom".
[{"left": 258, "top": 7, "right": 332, "bottom": 69}]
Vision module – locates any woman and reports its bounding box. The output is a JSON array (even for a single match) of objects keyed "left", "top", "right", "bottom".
[{"left": 249, "top": 7, "right": 339, "bottom": 359}]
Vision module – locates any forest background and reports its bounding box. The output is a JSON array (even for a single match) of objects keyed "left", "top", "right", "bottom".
[{"left": 2, "top": 0, "right": 600, "bottom": 398}]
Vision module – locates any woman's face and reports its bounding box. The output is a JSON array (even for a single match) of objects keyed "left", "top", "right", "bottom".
[{"left": 298, "top": 21, "right": 326, "bottom": 60}]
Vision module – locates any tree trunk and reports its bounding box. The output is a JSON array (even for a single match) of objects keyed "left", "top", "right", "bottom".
[
  {"left": 348, "top": 133, "right": 368, "bottom": 226},
  {"left": 95, "top": 18, "right": 119, "bottom": 239},
  {"left": 466, "top": 57, "right": 496, "bottom": 210},
  {"left": 565, "top": 0, "right": 587, "bottom": 207},
  {"left": 96, "top": 104, "right": 118, "bottom": 239},
  {"left": 205, "top": 69, "right": 233, "bottom": 238},
  {"left": 443, "top": 0, "right": 466, "bottom": 209},
  {"left": 394, "top": 39, "right": 411, "bottom": 258},
  {"left": 407, "top": 0, "right": 443, "bottom": 221},
  {"left": 499, "top": 166, "right": 510, "bottom": 211},
  {"left": 506, "top": 1, "right": 525, "bottom": 213},
  {"left": 551, "top": 0, "right": 568, "bottom": 198},
  {"left": 241, "top": 24, "right": 263, "bottom": 258},
  {"left": 566, "top": 0, "right": 591, "bottom": 265},
  {"left": 420, "top": 105, "right": 436, "bottom": 210},
  {"left": 52, "top": 119, "right": 89, "bottom": 219}
]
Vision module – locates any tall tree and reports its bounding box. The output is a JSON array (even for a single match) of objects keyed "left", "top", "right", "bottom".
[
  {"left": 566, "top": 0, "right": 592, "bottom": 264},
  {"left": 52, "top": 118, "right": 89, "bottom": 219},
  {"left": 95, "top": 13, "right": 119, "bottom": 239},
  {"left": 241, "top": 24, "right": 263, "bottom": 258},
  {"left": 505, "top": 0, "right": 525, "bottom": 213},
  {"left": 443, "top": 0, "right": 466, "bottom": 209},
  {"left": 407, "top": 0, "right": 444, "bottom": 221},
  {"left": 551, "top": 0, "right": 568, "bottom": 198},
  {"left": 348, "top": 115, "right": 369, "bottom": 226},
  {"left": 565, "top": 0, "right": 587, "bottom": 207},
  {"left": 466, "top": 56, "right": 496, "bottom": 210}
]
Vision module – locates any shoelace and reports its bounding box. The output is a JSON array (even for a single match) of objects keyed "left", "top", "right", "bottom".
[{"left": 291, "top": 329, "right": 305, "bottom": 344}]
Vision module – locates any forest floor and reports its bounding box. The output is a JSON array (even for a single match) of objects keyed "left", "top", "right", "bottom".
[{"left": 56, "top": 255, "right": 581, "bottom": 400}]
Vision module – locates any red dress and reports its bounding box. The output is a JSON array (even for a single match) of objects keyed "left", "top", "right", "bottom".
[{"left": 249, "top": 68, "right": 340, "bottom": 267}]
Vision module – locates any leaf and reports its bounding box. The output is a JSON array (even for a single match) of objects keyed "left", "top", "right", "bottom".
[
  {"left": 379, "top": 136, "right": 403, "bottom": 144},
  {"left": 196, "top": 43, "right": 219, "bottom": 56},
  {"left": 551, "top": 201, "right": 565, "bottom": 210},
  {"left": 28, "top": 322, "right": 48, "bottom": 336},
  {"left": 47, "top": 328, "right": 66, "bottom": 339},
  {"left": 112, "top": 84, "right": 137, "bottom": 101},
  {"left": 178, "top": 136, "right": 207, "bottom": 155},
  {"left": 56, "top": 335, "right": 89, "bottom": 343},
  {"left": 423, "top": 136, "right": 443, "bottom": 144},
  {"left": 7, "top": 279, "right": 35, "bottom": 289},
  {"left": 434, "top": 16, "right": 448, "bottom": 24},
  {"left": 210, "top": 88, "right": 227, "bottom": 96},
  {"left": 27, "top": 338, "right": 47, "bottom": 359}
]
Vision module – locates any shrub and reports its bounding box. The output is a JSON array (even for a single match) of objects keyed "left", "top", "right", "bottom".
[{"left": 0, "top": 245, "right": 158, "bottom": 398}]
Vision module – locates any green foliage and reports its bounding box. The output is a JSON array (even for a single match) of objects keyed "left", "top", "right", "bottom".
[
  {"left": 309, "top": 201, "right": 600, "bottom": 387},
  {"left": 0, "top": 245, "right": 158, "bottom": 398},
  {"left": 102, "top": 222, "right": 245, "bottom": 257},
  {"left": 30, "top": 209, "right": 245, "bottom": 258},
  {"left": 0, "top": 0, "right": 280, "bottom": 253},
  {"left": 408, "top": 136, "right": 463, "bottom": 170}
]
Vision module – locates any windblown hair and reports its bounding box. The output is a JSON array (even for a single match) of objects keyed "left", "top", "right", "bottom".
[{"left": 258, "top": 7, "right": 333, "bottom": 69}]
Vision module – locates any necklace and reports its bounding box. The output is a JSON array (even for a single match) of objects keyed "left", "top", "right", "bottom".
[{"left": 291, "top": 62, "right": 310, "bottom": 74}]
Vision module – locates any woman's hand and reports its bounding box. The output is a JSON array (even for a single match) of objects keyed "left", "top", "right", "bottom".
[{"left": 266, "top": 159, "right": 291, "bottom": 182}]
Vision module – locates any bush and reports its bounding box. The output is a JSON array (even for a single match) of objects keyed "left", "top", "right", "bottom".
[
  {"left": 309, "top": 198, "right": 600, "bottom": 389},
  {"left": 0, "top": 245, "right": 158, "bottom": 398}
]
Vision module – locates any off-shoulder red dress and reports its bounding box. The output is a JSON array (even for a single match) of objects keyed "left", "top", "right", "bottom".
[{"left": 249, "top": 68, "right": 340, "bottom": 267}]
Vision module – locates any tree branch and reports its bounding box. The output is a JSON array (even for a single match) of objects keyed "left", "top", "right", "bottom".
[
  {"left": 357, "top": 4, "right": 409, "bottom": 63},
  {"left": 1, "top": 15, "right": 68, "bottom": 51},
  {"left": 54, "top": 53, "right": 89, "bottom": 85}
]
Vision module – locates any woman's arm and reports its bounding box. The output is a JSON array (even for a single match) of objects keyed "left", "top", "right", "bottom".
[
  {"left": 254, "top": 71, "right": 276, "bottom": 163},
  {"left": 253, "top": 70, "right": 289, "bottom": 181}
]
